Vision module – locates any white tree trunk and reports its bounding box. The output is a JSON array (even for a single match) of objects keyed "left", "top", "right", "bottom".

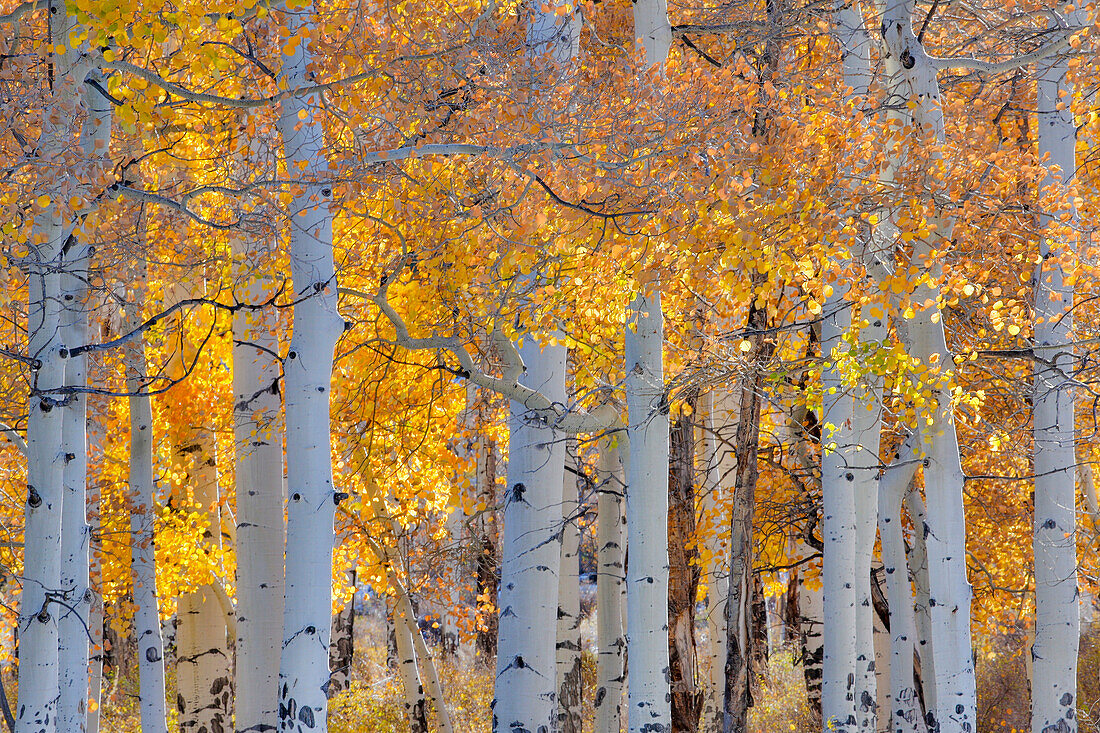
[
  {"left": 442, "top": 502, "right": 465, "bottom": 659},
  {"left": 557, "top": 443, "right": 583, "bottom": 733},
  {"left": 493, "top": 339, "right": 567, "bottom": 732},
  {"left": 624, "top": 5, "right": 674, "bottom": 721},
  {"left": 231, "top": 234, "right": 286, "bottom": 733},
  {"left": 830, "top": 7, "right": 883, "bottom": 728},
  {"left": 404, "top": 596, "right": 455, "bottom": 733},
  {"left": 904, "top": 486, "right": 936, "bottom": 718},
  {"left": 821, "top": 277, "right": 859, "bottom": 732},
  {"left": 798, "top": 563, "right": 825, "bottom": 712},
  {"left": 175, "top": 427, "right": 231, "bottom": 733},
  {"left": 876, "top": 5, "right": 978, "bottom": 729},
  {"left": 58, "top": 254, "right": 92, "bottom": 733},
  {"left": 699, "top": 388, "right": 736, "bottom": 732},
  {"left": 878, "top": 437, "right": 924, "bottom": 733},
  {"left": 275, "top": 7, "right": 346, "bottom": 730},
  {"left": 624, "top": 289, "right": 672, "bottom": 733},
  {"left": 125, "top": 301, "right": 169, "bottom": 733},
  {"left": 57, "top": 72, "right": 111, "bottom": 733},
  {"left": 87, "top": 406, "right": 107, "bottom": 733},
  {"left": 391, "top": 594, "right": 429, "bottom": 733},
  {"left": 1031, "top": 35, "right": 1079, "bottom": 733},
  {"left": 86, "top": 585, "right": 103, "bottom": 733},
  {"left": 595, "top": 430, "right": 627, "bottom": 733},
  {"left": 17, "top": 9, "right": 86, "bottom": 728}
]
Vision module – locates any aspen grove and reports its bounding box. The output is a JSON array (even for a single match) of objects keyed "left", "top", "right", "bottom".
[{"left": 4, "top": 0, "right": 1100, "bottom": 732}]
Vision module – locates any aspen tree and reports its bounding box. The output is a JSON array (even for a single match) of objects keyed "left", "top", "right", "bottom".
[
  {"left": 877, "top": 436, "right": 923, "bottom": 733},
  {"left": 595, "top": 429, "right": 627, "bottom": 733},
  {"left": 231, "top": 233, "right": 285, "bottom": 733},
  {"left": 1031, "top": 22, "right": 1080, "bottom": 731},
  {"left": 493, "top": 3, "right": 578, "bottom": 729},
  {"left": 626, "top": 4, "right": 674, "bottom": 727},
  {"left": 557, "top": 441, "right": 583, "bottom": 733},
  {"left": 124, "top": 280, "right": 169, "bottom": 733},
  {"left": 57, "top": 71, "right": 112, "bottom": 733},
  {"left": 698, "top": 389, "right": 734, "bottom": 733},
  {"left": 275, "top": 3, "right": 347, "bottom": 728},
  {"left": 17, "top": 4, "right": 89, "bottom": 727},
  {"left": 823, "top": 5, "right": 883, "bottom": 729},
  {"left": 492, "top": 338, "right": 568, "bottom": 732}
]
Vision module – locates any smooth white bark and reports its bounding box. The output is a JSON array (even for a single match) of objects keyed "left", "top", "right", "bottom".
[
  {"left": 125, "top": 301, "right": 168, "bottom": 733},
  {"left": 392, "top": 593, "right": 429, "bottom": 733},
  {"left": 57, "top": 71, "right": 111, "bottom": 733},
  {"left": 830, "top": 8, "right": 883, "bottom": 728},
  {"left": 557, "top": 443, "right": 583, "bottom": 733},
  {"left": 174, "top": 428, "right": 231, "bottom": 733},
  {"left": 876, "top": 4, "right": 978, "bottom": 728},
  {"left": 624, "top": 290, "right": 671, "bottom": 733},
  {"left": 905, "top": 485, "right": 936, "bottom": 718},
  {"left": 1031, "top": 34, "right": 1079, "bottom": 733},
  {"left": 276, "top": 6, "right": 346, "bottom": 730},
  {"left": 879, "top": 437, "right": 924, "bottom": 733},
  {"left": 821, "top": 279, "right": 859, "bottom": 732},
  {"left": 595, "top": 431, "right": 627, "bottom": 733},
  {"left": 493, "top": 339, "right": 568, "bottom": 733},
  {"left": 699, "top": 389, "right": 736, "bottom": 732},
  {"left": 231, "top": 234, "right": 286, "bottom": 733},
  {"left": 58, "top": 244, "right": 91, "bottom": 733},
  {"left": 17, "top": 9, "right": 85, "bottom": 728}
]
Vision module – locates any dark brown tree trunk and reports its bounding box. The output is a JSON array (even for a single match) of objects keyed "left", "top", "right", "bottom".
[
  {"left": 669, "top": 401, "right": 702, "bottom": 733},
  {"left": 721, "top": 299, "right": 774, "bottom": 733},
  {"left": 327, "top": 569, "right": 356, "bottom": 696},
  {"left": 476, "top": 438, "right": 499, "bottom": 660}
]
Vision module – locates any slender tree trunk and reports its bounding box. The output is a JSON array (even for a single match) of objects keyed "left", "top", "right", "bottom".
[
  {"left": 17, "top": 10, "right": 86, "bottom": 728},
  {"left": 699, "top": 389, "right": 734, "bottom": 733},
  {"left": 794, "top": 560, "right": 825, "bottom": 716},
  {"left": 595, "top": 430, "right": 627, "bottom": 733},
  {"left": 405, "top": 605, "right": 454, "bottom": 733},
  {"left": 125, "top": 297, "right": 169, "bottom": 733},
  {"left": 1031, "top": 33, "right": 1079, "bottom": 733},
  {"left": 878, "top": 436, "right": 924, "bottom": 733},
  {"left": 492, "top": 339, "right": 567, "bottom": 732},
  {"left": 876, "top": 5, "right": 978, "bottom": 728},
  {"left": 905, "top": 485, "right": 937, "bottom": 718},
  {"left": 87, "top": 397, "right": 105, "bottom": 733},
  {"left": 442, "top": 481, "right": 465, "bottom": 660},
  {"left": 327, "top": 571, "right": 356, "bottom": 696},
  {"left": 722, "top": 301, "right": 774, "bottom": 733},
  {"left": 392, "top": 594, "right": 429, "bottom": 733},
  {"left": 625, "top": 289, "right": 673, "bottom": 733},
  {"left": 820, "top": 281, "right": 858, "bottom": 732},
  {"left": 58, "top": 244, "right": 92, "bottom": 733},
  {"left": 627, "top": 2, "right": 673, "bottom": 725},
  {"left": 275, "top": 6, "right": 346, "bottom": 729},
  {"left": 669, "top": 404, "right": 701, "bottom": 733},
  {"left": 475, "top": 434, "right": 499, "bottom": 661},
  {"left": 827, "top": 7, "right": 884, "bottom": 730},
  {"left": 174, "top": 426, "right": 231, "bottom": 733},
  {"left": 557, "top": 443, "right": 583, "bottom": 733},
  {"left": 57, "top": 73, "right": 111, "bottom": 733},
  {"left": 87, "top": 584, "right": 103, "bottom": 733},
  {"left": 232, "top": 232, "right": 285, "bottom": 733}
]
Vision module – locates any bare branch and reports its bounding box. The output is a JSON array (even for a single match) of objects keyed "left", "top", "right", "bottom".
[
  {"left": 931, "top": 26, "right": 1080, "bottom": 74},
  {"left": 0, "top": 422, "right": 27, "bottom": 457},
  {"left": 364, "top": 272, "right": 622, "bottom": 435},
  {"left": 0, "top": 0, "right": 43, "bottom": 25}
]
